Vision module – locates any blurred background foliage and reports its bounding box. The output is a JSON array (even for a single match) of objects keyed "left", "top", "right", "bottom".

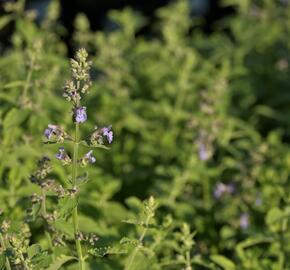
[{"left": 1, "top": 0, "right": 290, "bottom": 269}]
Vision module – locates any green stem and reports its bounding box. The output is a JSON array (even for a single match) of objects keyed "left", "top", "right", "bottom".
[
  {"left": 185, "top": 250, "right": 192, "bottom": 270},
  {"left": 0, "top": 233, "right": 11, "bottom": 270},
  {"left": 41, "top": 188, "right": 55, "bottom": 260},
  {"left": 72, "top": 123, "right": 85, "bottom": 270},
  {"left": 21, "top": 65, "right": 33, "bottom": 106},
  {"left": 125, "top": 216, "right": 151, "bottom": 270},
  {"left": 19, "top": 252, "right": 29, "bottom": 270}
]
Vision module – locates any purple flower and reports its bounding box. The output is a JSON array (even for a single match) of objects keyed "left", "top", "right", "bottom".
[
  {"left": 214, "top": 182, "right": 235, "bottom": 199},
  {"left": 101, "top": 125, "right": 113, "bottom": 144},
  {"left": 239, "top": 213, "right": 250, "bottom": 229},
  {"left": 74, "top": 106, "right": 87, "bottom": 123},
  {"left": 44, "top": 124, "right": 67, "bottom": 142},
  {"left": 199, "top": 142, "right": 209, "bottom": 161},
  {"left": 44, "top": 124, "right": 58, "bottom": 140},
  {"left": 85, "top": 150, "right": 96, "bottom": 164},
  {"left": 80, "top": 150, "right": 96, "bottom": 167},
  {"left": 55, "top": 147, "right": 65, "bottom": 160},
  {"left": 55, "top": 147, "right": 71, "bottom": 165},
  {"left": 214, "top": 183, "right": 228, "bottom": 199}
]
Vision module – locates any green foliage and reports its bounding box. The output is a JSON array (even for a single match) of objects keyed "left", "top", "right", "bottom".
[{"left": 1, "top": 0, "right": 290, "bottom": 269}]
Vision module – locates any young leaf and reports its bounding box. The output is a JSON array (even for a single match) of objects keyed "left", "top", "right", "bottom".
[
  {"left": 210, "top": 255, "right": 235, "bottom": 270},
  {"left": 45, "top": 255, "right": 76, "bottom": 270}
]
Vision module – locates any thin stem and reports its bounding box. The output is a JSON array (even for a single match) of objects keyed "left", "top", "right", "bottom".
[
  {"left": 0, "top": 233, "right": 11, "bottom": 270},
  {"left": 41, "top": 188, "right": 55, "bottom": 260},
  {"left": 19, "top": 252, "right": 29, "bottom": 270},
  {"left": 125, "top": 216, "right": 151, "bottom": 270},
  {"left": 185, "top": 250, "right": 192, "bottom": 270},
  {"left": 72, "top": 123, "right": 85, "bottom": 270},
  {"left": 21, "top": 65, "right": 33, "bottom": 106}
]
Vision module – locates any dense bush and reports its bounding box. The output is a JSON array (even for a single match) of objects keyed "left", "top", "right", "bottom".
[{"left": 1, "top": 0, "right": 290, "bottom": 269}]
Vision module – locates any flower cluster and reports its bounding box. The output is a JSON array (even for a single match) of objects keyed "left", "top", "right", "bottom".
[
  {"left": 74, "top": 106, "right": 87, "bottom": 123},
  {"left": 43, "top": 49, "right": 113, "bottom": 167},
  {"left": 90, "top": 125, "right": 114, "bottom": 145},
  {"left": 40, "top": 49, "right": 114, "bottom": 267},
  {"left": 55, "top": 147, "right": 71, "bottom": 165},
  {"left": 30, "top": 156, "right": 52, "bottom": 185},
  {"left": 44, "top": 124, "right": 67, "bottom": 142},
  {"left": 63, "top": 48, "right": 92, "bottom": 106},
  {"left": 80, "top": 150, "right": 96, "bottom": 167}
]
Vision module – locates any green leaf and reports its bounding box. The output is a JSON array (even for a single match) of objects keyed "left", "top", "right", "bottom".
[
  {"left": 53, "top": 220, "right": 74, "bottom": 238},
  {"left": 31, "top": 252, "right": 51, "bottom": 269},
  {"left": 3, "top": 81, "right": 25, "bottom": 89},
  {"left": 88, "top": 246, "right": 111, "bottom": 258},
  {"left": 266, "top": 207, "right": 286, "bottom": 225},
  {"left": 0, "top": 15, "right": 12, "bottom": 30},
  {"left": 120, "top": 237, "right": 139, "bottom": 247},
  {"left": 45, "top": 255, "right": 76, "bottom": 270},
  {"left": 76, "top": 172, "right": 90, "bottom": 186},
  {"left": 80, "top": 140, "right": 110, "bottom": 150},
  {"left": 3, "top": 108, "right": 29, "bottom": 130},
  {"left": 125, "top": 197, "right": 143, "bottom": 213},
  {"left": 210, "top": 255, "right": 236, "bottom": 270},
  {"left": 235, "top": 237, "right": 273, "bottom": 260},
  {"left": 27, "top": 244, "right": 42, "bottom": 259},
  {"left": 56, "top": 196, "right": 78, "bottom": 219}
]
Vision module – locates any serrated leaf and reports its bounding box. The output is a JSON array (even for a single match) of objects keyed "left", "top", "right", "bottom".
[
  {"left": 56, "top": 196, "right": 78, "bottom": 219},
  {"left": 31, "top": 252, "right": 51, "bottom": 269},
  {"left": 88, "top": 245, "right": 125, "bottom": 258},
  {"left": 28, "top": 244, "right": 42, "bottom": 259},
  {"left": 120, "top": 237, "right": 139, "bottom": 247},
  {"left": 45, "top": 255, "right": 76, "bottom": 270},
  {"left": 76, "top": 172, "right": 90, "bottom": 186},
  {"left": 210, "top": 255, "right": 235, "bottom": 270},
  {"left": 53, "top": 220, "right": 74, "bottom": 238}
]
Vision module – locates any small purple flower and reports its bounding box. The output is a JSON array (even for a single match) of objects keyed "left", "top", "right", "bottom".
[
  {"left": 44, "top": 124, "right": 67, "bottom": 142},
  {"left": 80, "top": 150, "right": 96, "bottom": 167},
  {"left": 44, "top": 124, "right": 58, "bottom": 140},
  {"left": 199, "top": 142, "right": 209, "bottom": 161},
  {"left": 214, "top": 183, "right": 228, "bottom": 199},
  {"left": 55, "top": 147, "right": 71, "bottom": 165},
  {"left": 101, "top": 125, "right": 113, "bottom": 144},
  {"left": 74, "top": 106, "right": 87, "bottom": 123},
  {"left": 85, "top": 150, "right": 96, "bottom": 164},
  {"left": 214, "top": 182, "right": 235, "bottom": 199},
  {"left": 239, "top": 213, "right": 250, "bottom": 229},
  {"left": 55, "top": 147, "right": 65, "bottom": 160}
]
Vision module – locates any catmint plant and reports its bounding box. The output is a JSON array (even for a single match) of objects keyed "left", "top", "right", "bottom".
[
  {"left": 41, "top": 48, "right": 113, "bottom": 270},
  {"left": 122, "top": 196, "right": 158, "bottom": 270}
]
